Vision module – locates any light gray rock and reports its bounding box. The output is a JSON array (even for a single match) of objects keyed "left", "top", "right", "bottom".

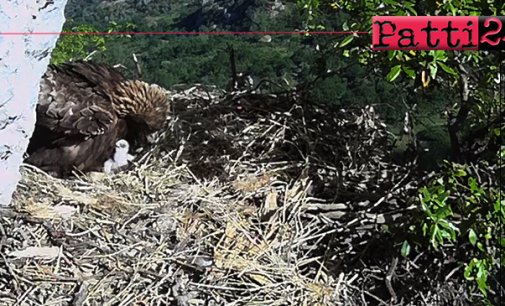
[{"left": 0, "top": 0, "right": 68, "bottom": 205}]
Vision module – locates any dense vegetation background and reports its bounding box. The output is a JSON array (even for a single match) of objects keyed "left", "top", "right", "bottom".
[{"left": 60, "top": 0, "right": 450, "bottom": 141}]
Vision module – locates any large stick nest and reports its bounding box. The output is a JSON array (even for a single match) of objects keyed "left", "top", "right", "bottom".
[{"left": 0, "top": 85, "right": 485, "bottom": 305}]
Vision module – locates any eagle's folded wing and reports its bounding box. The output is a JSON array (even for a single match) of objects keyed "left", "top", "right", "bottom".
[
  {"left": 37, "top": 73, "right": 116, "bottom": 139},
  {"left": 60, "top": 104, "right": 115, "bottom": 137},
  {"left": 54, "top": 60, "right": 124, "bottom": 101}
]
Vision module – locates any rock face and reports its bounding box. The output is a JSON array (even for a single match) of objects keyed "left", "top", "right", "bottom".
[{"left": 0, "top": 0, "right": 69, "bottom": 205}]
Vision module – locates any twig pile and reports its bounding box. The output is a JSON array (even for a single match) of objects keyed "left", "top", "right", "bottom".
[{"left": 0, "top": 85, "right": 478, "bottom": 305}]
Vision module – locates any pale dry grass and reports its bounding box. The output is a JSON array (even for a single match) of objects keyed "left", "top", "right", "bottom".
[{"left": 0, "top": 85, "right": 473, "bottom": 306}]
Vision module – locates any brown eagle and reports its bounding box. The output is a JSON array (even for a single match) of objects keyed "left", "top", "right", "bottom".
[{"left": 25, "top": 60, "right": 170, "bottom": 178}]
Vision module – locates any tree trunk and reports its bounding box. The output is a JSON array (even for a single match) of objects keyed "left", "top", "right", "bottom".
[{"left": 0, "top": 0, "right": 68, "bottom": 206}]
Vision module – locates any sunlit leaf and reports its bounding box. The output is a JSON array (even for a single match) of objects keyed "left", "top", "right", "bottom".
[
  {"left": 464, "top": 262, "right": 475, "bottom": 280},
  {"left": 339, "top": 35, "right": 354, "bottom": 48},
  {"left": 438, "top": 62, "right": 457, "bottom": 75},
  {"left": 433, "top": 50, "right": 446, "bottom": 60},
  {"left": 387, "top": 65, "right": 402, "bottom": 82},
  {"left": 402, "top": 65, "right": 416, "bottom": 78},
  {"left": 401, "top": 240, "right": 411, "bottom": 257},
  {"left": 468, "top": 229, "right": 477, "bottom": 245},
  {"left": 453, "top": 169, "right": 467, "bottom": 177},
  {"left": 387, "top": 50, "right": 397, "bottom": 61},
  {"left": 405, "top": 4, "right": 418, "bottom": 15},
  {"left": 429, "top": 62, "right": 438, "bottom": 79}
]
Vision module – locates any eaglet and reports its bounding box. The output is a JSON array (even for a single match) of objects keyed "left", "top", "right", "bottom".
[{"left": 103, "top": 139, "right": 135, "bottom": 174}]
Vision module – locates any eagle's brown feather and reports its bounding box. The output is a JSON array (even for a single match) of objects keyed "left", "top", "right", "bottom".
[{"left": 25, "top": 60, "right": 170, "bottom": 178}]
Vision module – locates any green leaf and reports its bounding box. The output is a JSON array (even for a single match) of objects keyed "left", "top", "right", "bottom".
[
  {"left": 436, "top": 191, "right": 449, "bottom": 203},
  {"left": 468, "top": 229, "right": 477, "bottom": 245},
  {"left": 435, "top": 205, "right": 451, "bottom": 219},
  {"left": 448, "top": 3, "right": 457, "bottom": 16},
  {"left": 438, "top": 221, "right": 457, "bottom": 240},
  {"left": 472, "top": 53, "right": 481, "bottom": 63},
  {"left": 430, "top": 225, "right": 439, "bottom": 248},
  {"left": 387, "top": 50, "right": 397, "bottom": 61},
  {"left": 422, "top": 223, "right": 428, "bottom": 236},
  {"left": 453, "top": 169, "right": 467, "bottom": 177},
  {"left": 339, "top": 35, "right": 354, "bottom": 48},
  {"left": 401, "top": 240, "right": 411, "bottom": 257},
  {"left": 387, "top": 65, "right": 402, "bottom": 82},
  {"left": 405, "top": 3, "right": 418, "bottom": 15},
  {"left": 429, "top": 62, "right": 438, "bottom": 79},
  {"left": 383, "top": 0, "right": 400, "bottom": 5},
  {"left": 468, "top": 177, "right": 477, "bottom": 191},
  {"left": 438, "top": 62, "right": 457, "bottom": 75},
  {"left": 464, "top": 262, "right": 475, "bottom": 280},
  {"left": 402, "top": 65, "right": 416, "bottom": 79},
  {"left": 433, "top": 50, "right": 446, "bottom": 60},
  {"left": 435, "top": 227, "right": 445, "bottom": 245},
  {"left": 477, "top": 277, "right": 488, "bottom": 296}
]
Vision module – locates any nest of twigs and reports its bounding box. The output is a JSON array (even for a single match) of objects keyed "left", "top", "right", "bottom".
[{"left": 0, "top": 84, "right": 484, "bottom": 305}]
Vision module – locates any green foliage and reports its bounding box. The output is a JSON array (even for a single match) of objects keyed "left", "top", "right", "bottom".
[
  {"left": 297, "top": 0, "right": 321, "bottom": 32},
  {"left": 308, "top": 75, "right": 348, "bottom": 105},
  {"left": 51, "top": 21, "right": 136, "bottom": 65},
  {"left": 296, "top": 2, "right": 505, "bottom": 301},
  {"left": 386, "top": 65, "right": 401, "bottom": 82},
  {"left": 403, "top": 160, "right": 504, "bottom": 297},
  {"left": 297, "top": 0, "right": 502, "bottom": 90},
  {"left": 51, "top": 24, "right": 103, "bottom": 65},
  {"left": 56, "top": 1, "right": 408, "bottom": 118}
]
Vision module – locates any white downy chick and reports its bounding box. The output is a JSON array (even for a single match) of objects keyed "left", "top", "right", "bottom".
[{"left": 104, "top": 139, "right": 135, "bottom": 174}]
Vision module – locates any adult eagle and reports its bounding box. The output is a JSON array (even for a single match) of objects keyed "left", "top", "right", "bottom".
[{"left": 25, "top": 60, "right": 170, "bottom": 178}]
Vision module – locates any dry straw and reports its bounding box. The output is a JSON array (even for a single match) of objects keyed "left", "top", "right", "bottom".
[{"left": 0, "top": 84, "right": 472, "bottom": 305}]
